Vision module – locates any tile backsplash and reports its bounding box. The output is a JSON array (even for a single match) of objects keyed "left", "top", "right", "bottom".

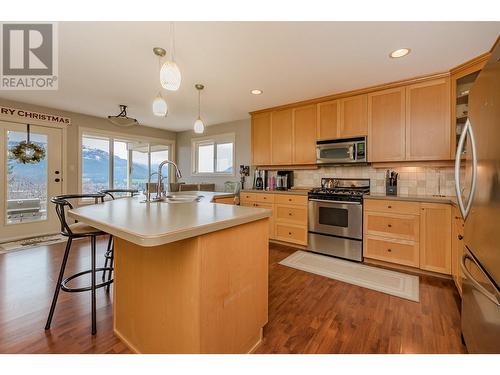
[{"left": 293, "top": 166, "right": 456, "bottom": 197}]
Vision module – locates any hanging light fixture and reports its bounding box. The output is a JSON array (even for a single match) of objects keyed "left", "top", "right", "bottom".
[
  {"left": 194, "top": 84, "right": 205, "bottom": 134},
  {"left": 152, "top": 92, "right": 168, "bottom": 117},
  {"left": 152, "top": 48, "right": 168, "bottom": 117},
  {"left": 160, "top": 22, "right": 181, "bottom": 91}
]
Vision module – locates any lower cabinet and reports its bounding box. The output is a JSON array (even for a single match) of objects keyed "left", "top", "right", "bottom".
[
  {"left": 419, "top": 203, "right": 452, "bottom": 274},
  {"left": 364, "top": 199, "right": 452, "bottom": 275},
  {"left": 451, "top": 206, "right": 465, "bottom": 295},
  {"left": 240, "top": 192, "right": 308, "bottom": 246}
]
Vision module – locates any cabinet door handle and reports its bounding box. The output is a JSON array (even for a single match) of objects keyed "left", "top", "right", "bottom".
[
  {"left": 387, "top": 205, "right": 392, "bottom": 209},
  {"left": 387, "top": 248, "right": 392, "bottom": 252},
  {"left": 288, "top": 232, "right": 292, "bottom": 235},
  {"left": 387, "top": 224, "right": 392, "bottom": 228},
  {"left": 458, "top": 235, "right": 463, "bottom": 240}
]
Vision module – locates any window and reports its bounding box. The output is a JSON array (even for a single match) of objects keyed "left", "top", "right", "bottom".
[
  {"left": 80, "top": 131, "right": 172, "bottom": 194},
  {"left": 192, "top": 133, "right": 235, "bottom": 176}
]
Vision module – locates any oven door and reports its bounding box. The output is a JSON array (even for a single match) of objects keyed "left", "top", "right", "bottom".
[
  {"left": 316, "top": 143, "right": 355, "bottom": 164},
  {"left": 308, "top": 199, "right": 362, "bottom": 239}
]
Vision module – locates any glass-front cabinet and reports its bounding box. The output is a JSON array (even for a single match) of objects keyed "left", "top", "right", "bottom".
[{"left": 450, "top": 57, "right": 488, "bottom": 156}]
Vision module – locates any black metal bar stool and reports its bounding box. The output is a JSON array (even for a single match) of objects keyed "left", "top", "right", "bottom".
[
  {"left": 45, "top": 193, "right": 113, "bottom": 335},
  {"left": 99, "top": 189, "right": 139, "bottom": 292}
]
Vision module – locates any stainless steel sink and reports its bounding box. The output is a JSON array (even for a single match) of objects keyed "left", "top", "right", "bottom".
[{"left": 161, "top": 195, "right": 203, "bottom": 203}]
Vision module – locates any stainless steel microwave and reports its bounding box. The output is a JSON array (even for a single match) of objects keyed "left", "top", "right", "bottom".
[{"left": 316, "top": 136, "right": 367, "bottom": 164}]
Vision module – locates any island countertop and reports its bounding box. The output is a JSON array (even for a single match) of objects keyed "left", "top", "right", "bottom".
[{"left": 68, "top": 192, "right": 271, "bottom": 247}]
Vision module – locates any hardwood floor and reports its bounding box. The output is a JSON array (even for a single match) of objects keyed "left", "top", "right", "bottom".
[{"left": 0, "top": 239, "right": 466, "bottom": 354}]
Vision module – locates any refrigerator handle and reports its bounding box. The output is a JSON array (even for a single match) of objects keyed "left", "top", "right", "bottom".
[
  {"left": 461, "top": 254, "right": 500, "bottom": 306},
  {"left": 454, "top": 119, "right": 478, "bottom": 220}
]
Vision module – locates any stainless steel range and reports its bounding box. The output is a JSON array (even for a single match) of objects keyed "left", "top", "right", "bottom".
[{"left": 308, "top": 178, "right": 370, "bottom": 262}]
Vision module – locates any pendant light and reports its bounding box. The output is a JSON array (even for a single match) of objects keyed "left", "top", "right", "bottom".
[
  {"left": 152, "top": 92, "right": 168, "bottom": 117},
  {"left": 194, "top": 84, "right": 205, "bottom": 134},
  {"left": 160, "top": 22, "right": 181, "bottom": 91},
  {"left": 152, "top": 48, "right": 168, "bottom": 117}
]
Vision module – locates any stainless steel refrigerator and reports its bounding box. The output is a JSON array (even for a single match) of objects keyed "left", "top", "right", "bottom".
[{"left": 455, "top": 39, "right": 500, "bottom": 353}]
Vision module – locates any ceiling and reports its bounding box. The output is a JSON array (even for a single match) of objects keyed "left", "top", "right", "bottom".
[{"left": 1, "top": 22, "right": 499, "bottom": 132}]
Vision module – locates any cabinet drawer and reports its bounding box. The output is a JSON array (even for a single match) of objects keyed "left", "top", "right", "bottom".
[
  {"left": 242, "top": 202, "right": 274, "bottom": 238},
  {"left": 275, "top": 205, "right": 307, "bottom": 225},
  {"left": 254, "top": 193, "right": 275, "bottom": 203},
  {"left": 364, "top": 199, "right": 420, "bottom": 215},
  {"left": 275, "top": 194, "right": 308, "bottom": 206},
  {"left": 240, "top": 193, "right": 256, "bottom": 203},
  {"left": 275, "top": 223, "right": 307, "bottom": 245},
  {"left": 213, "top": 197, "right": 235, "bottom": 205},
  {"left": 364, "top": 212, "right": 419, "bottom": 241},
  {"left": 364, "top": 236, "right": 419, "bottom": 268}
]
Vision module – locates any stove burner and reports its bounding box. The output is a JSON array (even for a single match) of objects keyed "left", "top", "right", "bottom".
[{"left": 308, "top": 178, "right": 370, "bottom": 202}]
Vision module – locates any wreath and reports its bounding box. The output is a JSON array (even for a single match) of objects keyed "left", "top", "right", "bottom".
[
  {"left": 10, "top": 141, "right": 46, "bottom": 164},
  {"left": 8, "top": 124, "right": 46, "bottom": 164}
]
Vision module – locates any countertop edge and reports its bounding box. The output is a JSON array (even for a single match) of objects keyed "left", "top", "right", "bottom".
[
  {"left": 68, "top": 207, "right": 271, "bottom": 247},
  {"left": 364, "top": 194, "right": 457, "bottom": 206}
]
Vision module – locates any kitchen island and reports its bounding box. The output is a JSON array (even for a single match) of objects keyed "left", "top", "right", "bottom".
[{"left": 68, "top": 192, "right": 271, "bottom": 354}]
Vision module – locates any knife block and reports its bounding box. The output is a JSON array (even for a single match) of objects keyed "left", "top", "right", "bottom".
[{"left": 386, "top": 182, "right": 397, "bottom": 196}]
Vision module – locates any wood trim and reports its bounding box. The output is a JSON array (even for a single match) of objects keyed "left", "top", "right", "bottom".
[
  {"left": 249, "top": 71, "right": 450, "bottom": 115},
  {"left": 449, "top": 52, "right": 491, "bottom": 76},
  {"left": 255, "top": 164, "right": 318, "bottom": 170},
  {"left": 371, "top": 160, "right": 458, "bottom": 169}
]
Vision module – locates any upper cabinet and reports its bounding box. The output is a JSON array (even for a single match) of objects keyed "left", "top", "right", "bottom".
[
  {"left": 405, "top": 78, "right": 451, "bottom": 161},
  {"left": 317, "top": 100, "right": 340, "bottom": 140},
  {"left": 271, "top": 109, "right": 293, "bottom": 165},
  {"left": 250, "top": 54, "right": 487, "bottom": 166},
  {"left": 293, "top": 105, "right": 317, "bottom": 164},
  {"left": 367, "top": 87, "right": 406, "bottom": 162},
  {"left": 339, "top": 94, "right": 368, "bottom": 138},
  {"left": 251, "top": 112, "right": 271, "bottom": 166}
]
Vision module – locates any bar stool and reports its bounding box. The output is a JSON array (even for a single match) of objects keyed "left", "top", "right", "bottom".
[
  {"left": 45, "top": 193, "right": 113, "bottom": 335},
  {"left": 99, "top": 189, "right": 139, "bottom": 292}
]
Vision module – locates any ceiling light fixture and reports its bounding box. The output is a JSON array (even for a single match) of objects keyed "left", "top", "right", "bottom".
[
  {"left": 194, "top": 84, "right": 205, "bottom": 134},
  {"left": 389, "top": 48, "right": 411, "bottom": 58},
  {"left": 108, "top": 105, "right": 139, "bottom": 127},
  {"left": 251, "top": 89, "right": 263, "bottom": 95},
  {"left": 152, "top": 92, "right": 168, "bottom": 117},
  {"left": 159, "top": 22, "right": 181, "bottom": 91},
  {"left": 152, "top": 48, "right": 168, "bottom": 117}
]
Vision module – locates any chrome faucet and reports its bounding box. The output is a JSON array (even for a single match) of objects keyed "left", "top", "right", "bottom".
[{"left": 157, "top": 160, "right": 182, "bottom": 199}]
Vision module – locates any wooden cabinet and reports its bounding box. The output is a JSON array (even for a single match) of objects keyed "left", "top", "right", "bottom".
[
  {"left": 339, "top": 94, "right": 368, "bottom": 138},
  {"left": 251, "top": 112, "right": 271, "bottom": 166},
  {"left": 292, "top": 105, "right": 317, "bottom": 164},
  {"left": 419, "top": 203, "right": 452, "bottom": 274},
  {"left": 251, "top": 75, "right": 453, "bottom": 166},
  {"left": 405, "top": 78, "right": 451, "bottom": 161},
  {"left": 451, "top": 206, "right": 465, "bottom": 295},
  {"left": 367, "top": 87, "right": 406, "bottom": 162},
  {"left": 317, "top": 100, "right": 340, "bottom": 140},
  {"left": 364, "top": 200, "right": 420, "bottom": 268},
  {"left": 213, "top": 196, "right": 235, "bottom": 205},
  {"left": 364, "top": 199, "right": 452, "bottom": 275},
  {"left": 241, "top": 192, "right": 307, "bottom": 246},
  {"left": 271, "top": 109, "right": 293, "bottom": 165}
]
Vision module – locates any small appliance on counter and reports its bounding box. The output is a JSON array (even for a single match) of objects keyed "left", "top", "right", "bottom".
[
  {"left": 264, "top": 170, "right": 294, "bottom": 191},
  {"left": 385, "top": 170, "right": 398, "bottom": 195},
  {"left": 253, "top": 169, "right": 264, "bottom": 190}
]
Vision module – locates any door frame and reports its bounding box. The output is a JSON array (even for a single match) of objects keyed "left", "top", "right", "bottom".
[{"left": 0, "top": 118, "right": 67, "bottom": 242}]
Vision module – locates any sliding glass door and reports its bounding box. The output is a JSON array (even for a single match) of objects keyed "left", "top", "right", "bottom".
[{"left": 81, "top": 132, "right": 171, "bottom": 194}]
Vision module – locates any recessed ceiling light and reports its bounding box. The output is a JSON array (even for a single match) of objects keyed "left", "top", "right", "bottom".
[
  {"left": 389, "top": 48, "right": 411, "bottom": 58},
  {"left": 251, "top": 89, "right": 263, "bottom": 95}
]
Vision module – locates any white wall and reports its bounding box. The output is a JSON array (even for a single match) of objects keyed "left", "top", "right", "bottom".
[{"left": 176, "top": 119, "right": 251, "bottom": 191}]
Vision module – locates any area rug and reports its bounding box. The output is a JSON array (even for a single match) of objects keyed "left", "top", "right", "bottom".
[
  {"left": 0, "top": 234, "right": 69, "bottom": 254},
  {"left": 279, "top": 250, "right": 420, "bottom": 302}
]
